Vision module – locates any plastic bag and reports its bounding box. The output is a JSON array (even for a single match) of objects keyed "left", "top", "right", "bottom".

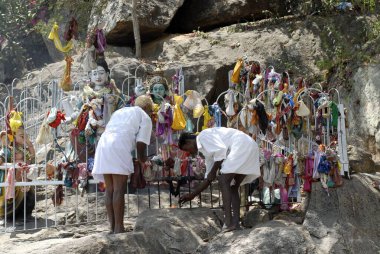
[{"left": 171, "top": 95, "right": 186, "bottom": 130}]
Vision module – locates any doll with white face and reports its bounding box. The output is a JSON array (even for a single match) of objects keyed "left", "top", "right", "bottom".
[{"left": 90, "top": 65, "right": 109, "bottom": 90}]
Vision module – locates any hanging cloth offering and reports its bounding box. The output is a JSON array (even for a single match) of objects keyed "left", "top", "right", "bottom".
[
  {"left": 60, "top": 56, "right": 73, "bottom": 91},
  {"left": 64, "top": 17, "right": 78, "bottom": 41},
  {"left": 94, "top": 29, "right": 107, "bottom": 54},
  {"left": 36, "top": 117, "right": 53, "bottom": 145},
  {"left": 171, "top": 95, "right": 186, "bottom": 130},
  {"left": 9, "top": 110, "right": 23, "bottom": 135},
  {"left": 156, "top": 103, "right": 173, "bottom": 144},
  {"left": 225, "top": 90, "right": 235, "bottom": 116},
  {"left": 48, "top": 22, "right": 74, "bottom": 53},
  {"left": 183, "top": 90, "right": 204, "bottom": 118},
  {"left": 210, "top": 103, "right": 222, "bottom": 127},
  {"left": 185, "top": 118, "right": 194, "bottom": 132},
  {"left": 202, "top": 106, "right": 212, "bottom": 130},
  {"left": 239, "top": 107, "right": 251, "bottom": 130},
  {"left": 296, "top": 101, "right": 310, "bottom": 117},
  {"left": 231, "top": 58, "right": 243, "bottom": 84},
  {"left": 330, "top": 102, "right": 339, "bottom": 128},
  {"left": 48, "top": 110, "right": 66, "bottom": 128}
]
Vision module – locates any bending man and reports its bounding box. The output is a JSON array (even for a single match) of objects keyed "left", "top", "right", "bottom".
[
  {"left": 92, "top": 95, "right": 153, "bottom": 234},
  {"left": 178, "top": 127, "right": 260, "bottom": 231}
]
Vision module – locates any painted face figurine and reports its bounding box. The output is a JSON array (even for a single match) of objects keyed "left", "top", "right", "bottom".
[
  {"left": 90, "top": 66, "right": 109, "bottom": 89},
  {"left": 152, "top": 83, "right": 166, "bottom": 97},
  {"left": 150, "top": 76, "right": 168, "bottom": 104}
]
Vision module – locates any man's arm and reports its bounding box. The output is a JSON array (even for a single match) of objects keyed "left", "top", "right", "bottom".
[
  {"left": 179, "top": 160, "right": 223, "bottom": 204},
  {"left": 136, "top": 141, "right": 148, "bottom": 163}
]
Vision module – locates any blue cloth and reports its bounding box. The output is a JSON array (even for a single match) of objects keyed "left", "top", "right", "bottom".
[
  {"left": 210, "top": 103, "right": 222, "bottom": 127},
  {"left": 317, "top": 155, "right": 331, "bottom": 174}
]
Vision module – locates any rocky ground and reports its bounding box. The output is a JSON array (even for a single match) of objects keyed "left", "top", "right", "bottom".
[{"left": 0, "top": 173, "right": 379, "bottom": 253}]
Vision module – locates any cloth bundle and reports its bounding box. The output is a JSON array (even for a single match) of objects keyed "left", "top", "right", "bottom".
[
  {"left": 172, "top": 95, "right": 186, "bottom": 130},
  {"left": 183, "top": 90, "right": 204, "bottom": 118}
]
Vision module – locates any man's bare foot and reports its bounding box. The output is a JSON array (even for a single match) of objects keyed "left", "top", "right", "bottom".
[
  {"left": 113, "top": 227, "right": 125, "bottom": 234},
  {"left": 222, "top": 224, "right": 241, "bottom": 233}
]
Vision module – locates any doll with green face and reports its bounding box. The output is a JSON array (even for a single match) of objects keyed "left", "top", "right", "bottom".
[{"left": 149, "top": 76, "right": 169, "bottom": 104}]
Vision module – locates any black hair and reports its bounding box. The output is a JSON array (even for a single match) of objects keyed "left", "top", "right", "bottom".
[
  {"left": 178, "top": 132, "right": 197, "bottom": 150},
  {"left": 96, "top": 58, "right": 110, "bottom": 74},
  {"left": 253, "top": 100, "right": 268, "bottom": 135}
]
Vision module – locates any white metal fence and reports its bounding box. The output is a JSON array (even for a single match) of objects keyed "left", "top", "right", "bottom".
[{"left": 0, "top": 65, "right": 349, "bottom": 233}]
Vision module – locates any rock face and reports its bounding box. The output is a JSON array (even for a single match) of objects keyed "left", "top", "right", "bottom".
[
  {"left": 303, "top": 174, "right": 380, "bottom": 254},
  {"left": 142, "top": 16, "right": 323, "bottom": 102},
  {"left": 89, "top": 0, "right": 302, "bottom": 46},
  {"left": 349, "top": 62, "right": 380, "bottom": 162},
  {"left": 88, "top": 0, "right": 185, "bottom": 46},
  {"left": 168, "top": 0, "right": 298, "bottom": 33},
  {"left": 348, "top": 145, "right": 376, "bottom": 173}
]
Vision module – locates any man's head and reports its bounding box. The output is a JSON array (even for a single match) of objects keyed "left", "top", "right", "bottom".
[
  {"left": 178, "top": 132, "right": 198, "bottom": 155},
  {"left": 135, "top": 95, "right": 153, "bottom": 116}
]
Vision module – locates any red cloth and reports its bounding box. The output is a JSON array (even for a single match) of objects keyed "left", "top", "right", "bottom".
[{"left": 48, "top": 110, "right": 66, "bottom": 128}]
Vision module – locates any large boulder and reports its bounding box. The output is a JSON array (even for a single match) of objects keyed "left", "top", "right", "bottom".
[
  {"left": 134, "top": 208, "right": 223, "bottom": 253},
  {"left": 241, "top": 208, "right": 270, "bottom": 228},
  {"left": 348, "top": 62, "right": 380, "bottom": 162},
  {"left": 348, "top": 145, "right": 376, "bottom": 173},
  {"left": 88, "top": 0, "right": 185, "bottom": 46},
  {"left": 168, "top": 0, "right": 299, "bottom": 33},
  {"left": 197, "top": 220, "right": 317, "bottom": 254},
  {"left": 303, "top": 174, "right": 380, "bottom": 253}
]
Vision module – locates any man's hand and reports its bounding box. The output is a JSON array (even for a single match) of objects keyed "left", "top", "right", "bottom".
[{"left": 179, "top": 193, "right": 195, "bottom": 205}]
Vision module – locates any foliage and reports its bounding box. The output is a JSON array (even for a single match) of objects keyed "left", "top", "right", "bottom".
[
  {"left": 0, "top": 0, "right": 99, "bottom": 81},
  {"left": 322, "top": 0, "right": 376, "bottom": 12},
  {"left": 33, "top": 0, "right": 95, "bottom": 39},
  {"left": 0, "top": 0, "right": 45, "bottom": 73}
]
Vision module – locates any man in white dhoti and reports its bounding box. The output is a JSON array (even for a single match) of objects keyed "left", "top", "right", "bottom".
[
  {"left": 92, "top": 95, "right": 153, "bottom": 233},
  {"left": 178, "top": 127, "right": 260, "bottom": 231}
]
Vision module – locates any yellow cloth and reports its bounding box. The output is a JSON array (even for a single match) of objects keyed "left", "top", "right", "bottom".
[
  {"left": 283, "top": 156, "right": 293, "bottom": 175},
  {"left": 202, "top": 106, "right": 211, "bottom": 130},
  {"left": 171, "top": 95, "right": 186, "bottom": 130},
  {"left": 0, "top": 186, "right": 24, "bottom": 217},
  {"left": 153, "top": 103, "right": 160, "bottom": 114},
  {"left": 60, "top": 56, "right": 73, "bottom": 91},
  {"left": 231, "top": 58, "right": 243, "bottom": 84},
  {"left": 48, "top": 22, "right": 74, "bottom": 53},
  {"left": 9, "top": 111, "right": 23, "bottom": 134}
]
